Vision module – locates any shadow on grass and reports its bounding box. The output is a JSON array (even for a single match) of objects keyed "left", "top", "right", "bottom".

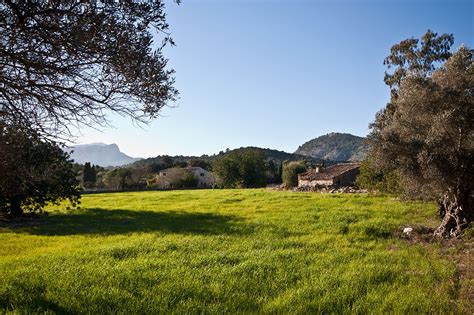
[{"left": 1, "top": 208, "right": 253, "bottom": 236}]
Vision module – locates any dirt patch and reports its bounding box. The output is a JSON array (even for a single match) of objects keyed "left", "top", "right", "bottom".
[{"left": 395, "top": 223, "right": 435, "bottom": 244}]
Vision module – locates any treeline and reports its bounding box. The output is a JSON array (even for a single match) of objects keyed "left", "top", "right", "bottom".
[
  {"left": 76, "top": 148, "right": 320, "bottom": 191},
  {"left": 74, "top": 160, "right": 210, "bottom": 191},
  {"left": 132, "top": 147, "right": 321, "bottom": 169}
]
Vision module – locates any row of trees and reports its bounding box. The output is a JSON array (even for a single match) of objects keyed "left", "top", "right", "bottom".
[{"left": 73, "top": 153, "right": 311, "bottom": 191}]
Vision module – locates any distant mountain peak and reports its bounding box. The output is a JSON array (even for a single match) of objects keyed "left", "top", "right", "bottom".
[
  {"left": 295, "top": 132, "right": 367, "bottom": 162},
  {"left": 68, "top": 143, "right": 141, "bottom": 167}
]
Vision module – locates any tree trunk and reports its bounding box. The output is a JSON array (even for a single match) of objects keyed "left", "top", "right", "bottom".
[
  {"left": 434, "top": 191, "right": 472, "bottom": 238},
  {"left": 10, "top": 196, "right": 23, "bottom": 217}
]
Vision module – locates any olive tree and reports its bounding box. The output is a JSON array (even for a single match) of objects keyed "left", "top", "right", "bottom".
[{"left": 369, "top": 41, "right": 473, "bottom": 238}]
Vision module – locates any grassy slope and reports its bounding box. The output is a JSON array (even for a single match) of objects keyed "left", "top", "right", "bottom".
[{"left": 0, "top": 189, "right": 465, "bottom": 313}]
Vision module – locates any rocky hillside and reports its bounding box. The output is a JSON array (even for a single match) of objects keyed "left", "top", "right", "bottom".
[
  {"left": 229, "top": 147, "right": 323, "bottom": 163},
  {"left": 295, "top": 132, "right": 368, "bottom": 162},
  {"left": 68, "top": 143, "right": 141, "bottom": 167}
]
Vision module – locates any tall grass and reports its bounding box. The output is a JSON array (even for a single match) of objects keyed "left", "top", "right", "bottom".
[{"left": 0, "top": 189, "right": 464, "bottom": 313}]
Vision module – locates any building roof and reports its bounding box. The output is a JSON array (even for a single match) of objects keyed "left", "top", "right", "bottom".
[
  {"left": 299, "top": 163, "right": 361, "bottom": 181},
  {"left": 185, "top": 167, "right": 207, "bottom": 172},
  {"left": 159, "top": 166, "right": 210, "bottom": 174}
]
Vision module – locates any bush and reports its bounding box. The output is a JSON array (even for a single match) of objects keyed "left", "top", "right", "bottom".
[
  {"left": 356, "top": 159, "right": 401, "bottom": 194},
  {"left": 180, "top": 172, "right": 198, "bottom": 188},
  {"left": 282, "top": 161, "right": 307, "bottom": 187}
]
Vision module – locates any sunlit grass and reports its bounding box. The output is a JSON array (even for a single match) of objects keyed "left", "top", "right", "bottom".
[{"left": 0, "top": 189, "right": 463, "bottom": 313}]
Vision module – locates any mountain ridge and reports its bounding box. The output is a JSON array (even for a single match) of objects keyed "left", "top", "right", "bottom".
[
  {"left": 68, "top": 143, "right": 141, "bottom": 167},
  {"left": 294, "top": 132, "right": 368, "bottom": 162},
  {"left": 71, "top": 132, "right": 367, "bottom": 167}
]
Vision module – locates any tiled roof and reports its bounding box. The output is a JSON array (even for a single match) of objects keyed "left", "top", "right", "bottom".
[{"left": 299, "top": 163, "right": 361, "bottom": 181}]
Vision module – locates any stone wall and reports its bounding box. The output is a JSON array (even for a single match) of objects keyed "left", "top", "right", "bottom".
[
  {"left": 298, "top": 179, "right": 334, "bottom": 187},
  {"left": 332, "top": 168, "right": 360, "bottom": 186}
]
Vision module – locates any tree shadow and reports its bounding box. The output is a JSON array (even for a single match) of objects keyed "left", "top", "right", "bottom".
[{"left": 0, "top": 208, "right": 254, "bottom": 236}]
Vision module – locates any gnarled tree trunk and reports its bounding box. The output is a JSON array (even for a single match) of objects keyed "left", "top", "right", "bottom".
[{"left": 434, "top": 191, "right": 472, "bottom": 238}]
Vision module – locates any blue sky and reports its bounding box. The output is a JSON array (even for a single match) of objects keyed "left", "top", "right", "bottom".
[{"left": 76, "top": 0, "right": 473, "bottom": 158}]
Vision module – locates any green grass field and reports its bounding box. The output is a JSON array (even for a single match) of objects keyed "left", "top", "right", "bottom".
[{"left": 0, "top": 189, "right": 470, "bottom": 313}]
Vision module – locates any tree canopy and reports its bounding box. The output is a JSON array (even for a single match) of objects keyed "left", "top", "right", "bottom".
[
  {"left": 0, "top": 122, "right": 80, "bottom": 216},
  {"left": 0, "top": 0, "right": 178, "bottom": 139},
  {"left": 82, "top": 162, "right": 97, "bottom": 188},
  {"left": 282, "top": 161, "right": 307, "bottom": 188},
  {"left": 356, "top": 159, "right": 401, "bottom": 194},
  {"left": 0, "top": 1, "right": 178, "bottom": 216},
  {"left": 383, "top": 30, "right": 454, "bottom": 97},
  {"left": 369, "top": 31, "right": 473, "bottom": 238},
  {"left": 213, "top": 149, "right": 268, "bottom": 188}
]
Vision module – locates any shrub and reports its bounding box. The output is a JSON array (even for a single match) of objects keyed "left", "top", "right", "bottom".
[
  {"left": 282, "top": 161, "right": 307, "bottom": 187},
  {"left": 180, "top": 172, "right": 198, "bottom": 188},
  {"left": 356, "top": 159, "right": 401, "bottom": 194}
]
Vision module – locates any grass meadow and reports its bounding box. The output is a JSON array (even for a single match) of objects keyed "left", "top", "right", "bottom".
[{"left": 0, "top": 189, "right": 470, "bottom": 313}]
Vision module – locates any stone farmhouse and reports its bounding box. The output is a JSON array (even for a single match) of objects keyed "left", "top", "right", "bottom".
[
  {"left": 298, "top": 163, "right": 361, "bottom": 187},
  {"left": 152, "top": 166, "right": 217, "bottom": 189}
]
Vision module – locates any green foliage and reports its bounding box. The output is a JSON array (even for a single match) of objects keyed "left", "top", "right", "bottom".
[
  {"left": 101, "top": 167, "right": 149, "bottom": 191},
  {"left": 188, "top": 159, "right": 212, "bottom": 171},
  {"left": 82, "top": 162, "right": 97, "bottom": 188},
  {"left": 383, "top": 30, "right": 454, "bottom": 96},
  {"left": 0, "top": 123, "right": 80, "bottom": 216},
  {"left": 213, "top": 149, "right": 267, "bottom": 188},
  {"left": 145, "top": 162, "right": 169, "bottom": 173},
  {"left": 179, "top": 172, "right": 198, "bottom": 188},
  {"left": 103, "top": 168, "right": 134, "bottom": 190},
  {"left": 356, "top": 159, "right": 401, "bottom": 194},
  {"left": 161, "top": 156, "right": 174, "bottom": 168},
  {"left": 266, "top": 159, "right": 282, "bottom": 183},
  {"left": 282, "top": 161, "right": 307, "bottom": 187},
  {"left": 133, "top": 147, "right": 321, "bottom": 172},
  {"left": 0, "top": 190, "right": 466, "bottom": 313}
]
